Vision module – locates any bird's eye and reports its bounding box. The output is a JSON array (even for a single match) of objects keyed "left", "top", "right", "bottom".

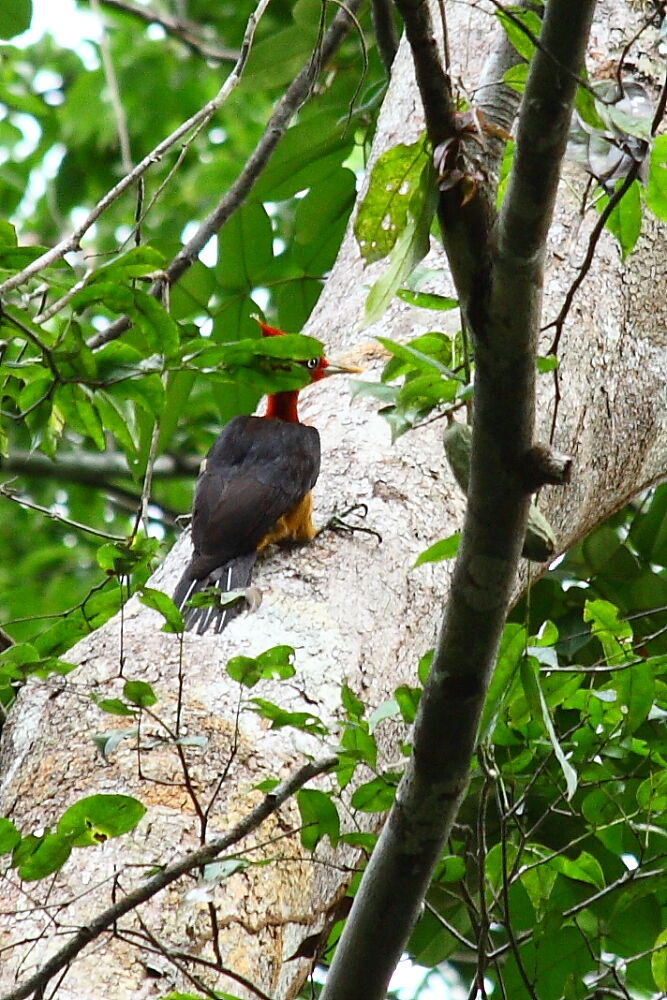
[{"left": 306, "top": 358, "right": 320, "bottom": 370}]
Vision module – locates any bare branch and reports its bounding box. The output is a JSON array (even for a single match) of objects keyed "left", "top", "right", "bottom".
[
  {"left": 2, "top": 755, "right": 339, "bottom": 1000},
  {"left": 82, "top": 0, "right": 241, "bottom": 63},
  {"left": 88, "top": 0, "right": 366, "bottom": 349},
  {"left": 371, "top": 0, "right": 399, "bottom": 73},
  {"left": 393, "top": 0, "right": 495, "bottom": 331},
  {"left": 3, "top": 449, "right": 198, "bottom": 482}
]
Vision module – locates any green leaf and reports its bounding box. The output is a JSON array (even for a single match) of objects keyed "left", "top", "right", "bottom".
[
  {"left": 251, "top": 111, "right": 351, "bottom": 202},
  {"left": 364, "top": 210, "right": 433, "bottom": 327},
  {"left": 297, "top": 788, "right": 340, "bottom": 850},
  {"left": 503, "top": 63, "right": 529, "bottom": 93},
  {"left": 94, "top": 391, "right": 138, "bottom": 464},
  {"left": 355, "top": 135, "right": 432, "bottom": 264},
  {"left": 139, "top": 588, "right": 185, "bottom": 633},
  {"left": 584, "top": 598, "right": 633, "bottom": 666},
  {"left": 368, "top": 698, "right": 400, "bottom": 732},
  {"left": 598, "top": 180, "right": 642, "bottom": 259},
  {"left": 15, "top": 832, "right": 72, "bottom": 881},
  {"left": 536, "top": 354, "right": 558, "bottom": 373},
  {"left": 645, "top": 135, "right": 667, "bottom": 223},
  {"left": 123, "top": 679, "right": 158, "bottom": 708},
  {"left": 618, "top": 660, "right": 654, "bottom": 734},
  {"left": 249, "top": 698, "right": 328, "bottom": 735},
  {"left": 394, "top": 685, "right": 421, "bottom": 724},
  {"left": 57, "top": 794, "right": 146, "bottom": 846},
  {"left": 341, "top": 683, "right": 365, "bottom": 720},
  {"left": 496, "top": 7, "right": 542, "bottom": 61},
  {"left": 537, "top": 676, "right": 578, "bottom": 800},
  {"left": 0, "top": 0, "right": 33, "bottom": 39},
  {"left": 226, "top": 646, "right": 296, "bottom": 687},
  {"left": 94, "top": 697, "right": 137, "bottom": 717},
  {"left": 351, "top": 774, "right": 399, "bottom": 812},
  {"left": 217, "top": 202, "right": 274, "bottom": 293},
  {"left": 552, "top": 850, "right": 605, "bottom": 889},
  {"left": 651, "top": 927, "right": 667, "bottom": 993},
  {"left": 414, "top": 533, "right": 461, "bottom": 567},
  {"left": 396, "top": 289, "right": 458, "bottom": 311},
  {"left": 130, "top": 289, "right": 180, "bottom": 358},
  {"left": 340, "top": 721, "right": 378, "bottom": 769},
  {"left": 0, "top": 818, "right": 21, "bottom": 854},
  {"left": 91, "top": 245, "right": 166, "bottom": 282},
  {"left": 73, "top": 386, "right": 106, "bottom": 450}
]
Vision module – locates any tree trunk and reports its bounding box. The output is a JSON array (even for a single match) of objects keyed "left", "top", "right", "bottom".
[{"left": 1, "top": 2, "right": 665, "bottom": 998}]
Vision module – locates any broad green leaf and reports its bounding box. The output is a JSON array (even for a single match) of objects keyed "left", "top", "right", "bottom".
[
  {"left": 351, "top": 775, "right": 399, "bottom": 812},
  {"left": 552, "top": 850, "right": 605, "bottom": 889},
  {"left": 496, "top": 7, "right": 542, "bottom": 60},
  {"left": 652, "top": 927, "right": 667, "bottom": 993},
  {"left": 251, "top": 111, "right": 351, "bottom": 202},
  {"left": 584, "top": 598, "right": 633, "bottom": 666},
  {"left": 130, "top": 289, "right": 180, "bottom": 358},
  {"left": 123, "top": 679, "right": 158, "bottom": 708},
  {"left": 341, "top": 683, "right": 365, "bottom": 720},
  {"left": 503, "top": 63, "right": 529, "bottom": 93},
  {"left": 73, "top": 386, "right": 106, "bottom": 450},
  {"left": 90, "top": 245, "right": 166, "bottom": 282},
  {"left": 340, "top": 721, "right": 378, "bottom": 769},
  {"left": 249, "top": 698, "right": 328, "bottom": 735},
  {"left": 645, "top": 135, "right": 667, "bottom": 222},
  {"left": 598, "top": 180, "right": 642, "bottom": 259},
  {"left": 94, "top": 698, "right": 137, "bottom": 717},
  {"left": 479, "top": 624, "right": 527, "bottom": 744},
  {"left": 394, "top": 685, "right": 421, "bottom": 723},
  {"left": 57, "top": 794, "right": 146, "bottom": 846},
  {"left": 618, "top": 660, "right": 654, "bottom": 734},
  {"left": 0, "top": 1, "right": 32, "bottom": 39},
  {"left": 217, "top": 202, "right": 274, "bottom": 292},
  {"left": 364, "top": 211, "right": 432, "bottom": 327},
  {"left": 414, "top": 533, "right": 461, "bottom": 567},
  {"left": 15, "top": 832, "right": 72, "bottom": 881},
  {"left": 139, "top": 588, "right": 185, "bottom": 633},
  {"left": 536, "top": 354, "right": 558, "bottom": 373},
  {"left": 396, "top": 289, "right": 458, "bottom": 312},
  {"left": 355, "top": 135, "right": 432, "bottom": 264},
  {"left": 297, "top": 788, "right": 340, "bottom": 850},
  {"left": 0, "top": 818, "right": 21, "bottom": 854}
]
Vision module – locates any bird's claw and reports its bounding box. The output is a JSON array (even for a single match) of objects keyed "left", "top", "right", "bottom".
[{"left": 321, "top": 503, "right": 382, "bottom": 543}]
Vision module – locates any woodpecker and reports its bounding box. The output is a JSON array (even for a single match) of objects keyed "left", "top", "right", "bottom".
[{"left": 173, "top": 321, "right": 358, "bottom": 634}]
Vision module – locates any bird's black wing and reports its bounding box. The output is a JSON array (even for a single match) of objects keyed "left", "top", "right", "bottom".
[{"left": 190, "top": 415, "right": 321, "bottom": 576}]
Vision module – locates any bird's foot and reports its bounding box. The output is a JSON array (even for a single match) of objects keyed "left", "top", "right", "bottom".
[{"left": 320, "top": 503, "right": 382, "bottom": 543}]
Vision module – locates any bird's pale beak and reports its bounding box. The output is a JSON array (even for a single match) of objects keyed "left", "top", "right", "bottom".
[{"left": 322, "top": 359, "right": 364, "bottom": 376}]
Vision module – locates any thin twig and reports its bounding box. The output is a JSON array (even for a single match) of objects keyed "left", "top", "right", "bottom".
[
  {"left": 91, "top": 0, "right": 134, "bottom": 173},
  {"left": 0, "top": 484, "right": 126, "bottom": 541},
  {"left": 89, "top": 0, "right": 241, "bottom": 63}
]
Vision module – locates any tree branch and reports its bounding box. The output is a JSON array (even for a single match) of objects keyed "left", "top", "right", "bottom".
[
  {"left": 88, "top": 0, "right": 366, "bottom": 349},
  {"left": 321, "top": 2, "right": 597, "bottom": 998},
  {"left": 371, "top": 0, "right": 399, "bottom": 73},
  {"left": 84, "top": 0, "right": 241, "bottom": 63},
  {"left": 2, "top": 449, "right": 198, "bottom": 483},
  {"left": 2, "top": 755, "right": 338, "bottom": 1000},
  {"left": 393, "top": 0, "right": 496, "bottom": 333}
]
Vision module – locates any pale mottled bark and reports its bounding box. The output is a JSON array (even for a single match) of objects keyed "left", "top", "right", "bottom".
[{"left": 1, "top": 2, "right": 666, "bottom": 998}]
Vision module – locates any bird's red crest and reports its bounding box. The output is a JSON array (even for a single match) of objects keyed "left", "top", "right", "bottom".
[{"left": 258, "top": 321, "right": 285, "bottom": 338}]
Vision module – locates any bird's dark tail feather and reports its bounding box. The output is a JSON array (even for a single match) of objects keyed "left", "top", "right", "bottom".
[{"left": 173, "top": 552, "right": 257, "bottom": 635}]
